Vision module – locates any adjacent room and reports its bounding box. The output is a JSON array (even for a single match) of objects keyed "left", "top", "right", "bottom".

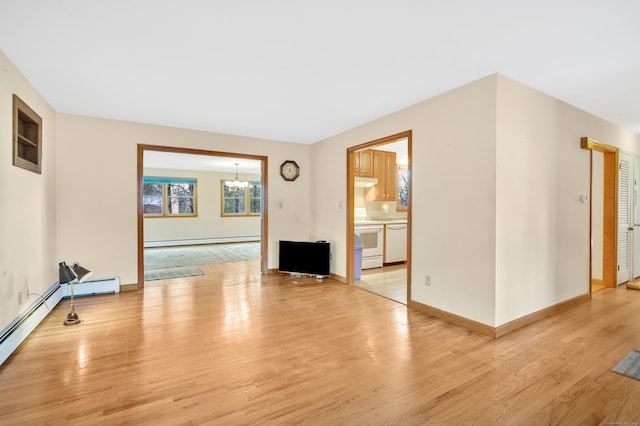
[
  {"left": 352, "top": 135, "right": 410, "bottom": 304},
  {"left": 141, "top": 150, "right": 263, "bottom": 282}
]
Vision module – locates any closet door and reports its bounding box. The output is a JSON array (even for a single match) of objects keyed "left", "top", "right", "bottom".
[
  {"left": 633, "top": 156, "right": 640, "bottom": 279},
  {"left": 617, "top": 151, "right": 632, "bottom": 284}
]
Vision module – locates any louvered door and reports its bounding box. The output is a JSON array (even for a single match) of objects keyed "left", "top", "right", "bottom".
[
  {"left": 618, "top": 151, "right": 632, "bottom": 284},
  {"left": 634, "top": 156, "right": 640, "bottom": 279}
]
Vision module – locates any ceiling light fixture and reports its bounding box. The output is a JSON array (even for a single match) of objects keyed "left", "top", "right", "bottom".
[{"left": 228, "top": 163, "right": 248, "bottom": 188}]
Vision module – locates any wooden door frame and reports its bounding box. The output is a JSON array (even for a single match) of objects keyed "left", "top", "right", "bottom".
[
  {"left": 347, "top": 130, "right": 412, "bottom": 302},
  {"left": 581, "top": 137, "right": 618, "bottom": 291},
  {"left": 137, "top": 144, "right": 269, "bottom": 289}
]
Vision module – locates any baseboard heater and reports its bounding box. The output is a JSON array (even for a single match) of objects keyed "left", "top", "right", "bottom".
[
  {"left": 0, "top": 283, "right": 63, "bottom": 366},
  {"left": 60, "top": 277, "right": 120, "bottom": 298},
  {"left": 0, "top": 277, "right": 120, "bottom": 366},
  {"left": 144, "top": 236, "right": 260, "bottom": 248}
]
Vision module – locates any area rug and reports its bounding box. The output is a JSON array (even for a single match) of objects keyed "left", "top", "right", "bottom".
[
  {"left": 144, "top": 265, "right": 204, "bottom": 281},
  {"left": 144, "top": 242, "right": 261, "bottom": 270},
  {"left": 612, "top": 350, "right": 640, "bottom": 380}
]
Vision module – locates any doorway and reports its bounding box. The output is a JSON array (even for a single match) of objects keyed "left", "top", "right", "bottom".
[
  {"left": 582, "top": 137, "right": 618, "bottom": 292},
  {"left": 347, "top": 131, "right": 412, "bottom": 304},
  {"left": 137, "top": 144, "right": 269, "bottom": 289}
]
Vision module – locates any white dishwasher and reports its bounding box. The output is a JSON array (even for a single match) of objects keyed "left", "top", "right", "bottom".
[{"left": 384, "top": 223, "right": 407, "bottom": 264}]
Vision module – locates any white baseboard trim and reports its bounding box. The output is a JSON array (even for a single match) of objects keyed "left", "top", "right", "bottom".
[{"left": 144, "top": 236, "right": 260, "bottom": 248}]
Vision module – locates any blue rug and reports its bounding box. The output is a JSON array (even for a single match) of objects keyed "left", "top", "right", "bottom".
[
  {"left": 144, "top": 265, "right": 204, "bottom": 281},
  {"left": 144, "top": 242, "right": 261, "bottom": 270}
]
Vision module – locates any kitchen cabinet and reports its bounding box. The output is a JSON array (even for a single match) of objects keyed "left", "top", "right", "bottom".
[
  {"left": 367, "top": 150, "right": 397, "bottom": 201},
  {"left": 384, "top": 223, "right": 407, "bottom": 264},
  {"left": 354, "top": 150, "right": 373, "bottom": 177}
]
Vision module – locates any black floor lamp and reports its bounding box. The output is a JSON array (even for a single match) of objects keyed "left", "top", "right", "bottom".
[{"left": 58, "top": 261, "right": 92, "bottom": 326}]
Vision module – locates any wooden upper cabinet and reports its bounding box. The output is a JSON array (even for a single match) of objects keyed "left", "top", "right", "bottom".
[
  {"left": 368, "top": 150, "right": 397, "bottom": 201},
  {"left": 355, "top": 150, "right": 373, "bottom": 177},
  {"left": 384, "top": 151, "right": 397, "bottom": 200}
]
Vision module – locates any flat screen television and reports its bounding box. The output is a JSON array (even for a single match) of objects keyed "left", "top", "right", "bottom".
[{"left": 279, "top": 240, "right": 330, "bottom": 277}]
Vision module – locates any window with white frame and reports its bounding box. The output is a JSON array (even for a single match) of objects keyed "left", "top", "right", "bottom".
[{"left": 143, "top": 176, "right": 197, "bottom": 217}]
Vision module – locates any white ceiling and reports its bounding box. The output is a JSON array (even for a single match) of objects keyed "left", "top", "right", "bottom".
[
  {"left": 144, "top": 151, "right": 262, "bottom": 174},
  {"left": 1, "top": 1, "right": 639, "bottom": 145}
]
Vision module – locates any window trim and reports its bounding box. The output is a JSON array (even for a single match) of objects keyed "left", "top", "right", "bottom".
[
  {"left": 220, "top": 179, "right": 262, "bottom": 217},
  {"left": 143, "top": 176, "right": 198, "bottom": 218}
]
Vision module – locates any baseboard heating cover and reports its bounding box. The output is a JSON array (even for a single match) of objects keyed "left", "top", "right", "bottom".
[
  {"left": 0, "top": 277, "right": 120, "bottom": 366},
  {"left": 61, "top": 277, "right": 120, "bottom": 298},
  {"left": 0, "top": 283, "right": 63, "bottom": 366},
  {"left": 144, "top": 236, "right": 259, "bottom": 248}
]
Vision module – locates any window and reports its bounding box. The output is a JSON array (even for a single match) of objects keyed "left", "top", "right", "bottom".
[
  {"left": 143, "top": 177, "right": 197, "bottom": 217},
  {"left": 221, "top": 180, "right": 261, "bottom": 216},
  {"left": 397, "top": 166, "right": 408, "bottom": 211},
  {"left": 13, "top": 94, "right": 43, "bottom": 174}
]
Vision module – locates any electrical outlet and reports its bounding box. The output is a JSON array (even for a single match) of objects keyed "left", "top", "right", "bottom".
[{"left": 425, "top": 275, "right": 431, "bottom": 286}]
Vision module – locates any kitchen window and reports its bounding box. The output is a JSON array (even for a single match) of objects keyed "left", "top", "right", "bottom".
[
  {"left": 397, "top": 166, "right": 408, "bottom": 211},
  {"left": 143, "top": 176, "right": 197, "bottom": 217},
  {"left": 221, "top": 180, "right": 261, "bottom": 216}
]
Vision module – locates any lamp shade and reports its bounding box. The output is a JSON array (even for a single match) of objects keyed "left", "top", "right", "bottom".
[
  {"left": 58, "top": 261, "right": 76, "bottom": 284},
  {"left": 72, "top": 263, "right": 93, "bottom": 283}
]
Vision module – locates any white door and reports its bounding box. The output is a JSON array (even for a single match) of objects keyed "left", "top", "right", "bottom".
[
  {"left": 617, "top": 151, "right": 632, "bottom": 284},
  {"left": 633, "top": 156, "right": 640, "bottom": 279}
]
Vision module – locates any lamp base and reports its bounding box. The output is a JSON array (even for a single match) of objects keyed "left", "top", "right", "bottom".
[
  {"left": 63, "top": 304, "right": 81, "bottom": 326},
  {"left": 63, "top": 317, "right": 82, "bottom": 326}
]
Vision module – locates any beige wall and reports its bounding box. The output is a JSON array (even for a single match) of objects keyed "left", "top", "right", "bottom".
[
  {"left": 494, "top": 74, "right": 640, "bottom": 325},
  {"left": 0, "top": 51, "right": 58, "bottom": 331},
  {"left": 591, "top": 151, "right": 604, "bottom": 280},
  {"left": 143, "top": 168, "right": 261, "bottom": 243},
  {"left": 313, "top": 73, "right": 640, "bottom": 328},
  {"left": 56, "top": 114, "right": 312, "bottom": 286},
  {"left": 311, "top": 75, "right": 499, "bottom": 326}
]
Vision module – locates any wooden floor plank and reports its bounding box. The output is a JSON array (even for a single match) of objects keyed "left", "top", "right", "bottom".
[{"left": 2, "top": 260, "right": 640, "bottom": 424}]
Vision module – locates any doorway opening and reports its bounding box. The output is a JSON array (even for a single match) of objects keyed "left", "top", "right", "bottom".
[
  {"left": 347, "top": 131, "right": 412, "bottom": 304},
  {"left": 582, "top": 137, "right": 618, "bottom": 293},
  {"left": 137, "top": 144, "right": 269, "bottom": 289}
]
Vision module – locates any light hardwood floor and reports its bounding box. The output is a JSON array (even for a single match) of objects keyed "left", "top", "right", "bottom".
[
  {"left": 356, "top": 264, "right": 407, "bottom": 304},
  {"left": 2, "top": 260, "right": 640, "bottom": 424}
]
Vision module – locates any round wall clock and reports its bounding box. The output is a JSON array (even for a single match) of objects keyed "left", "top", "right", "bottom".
[{"left": 280, "top": 160, "right": 300, "bottom": 181}]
